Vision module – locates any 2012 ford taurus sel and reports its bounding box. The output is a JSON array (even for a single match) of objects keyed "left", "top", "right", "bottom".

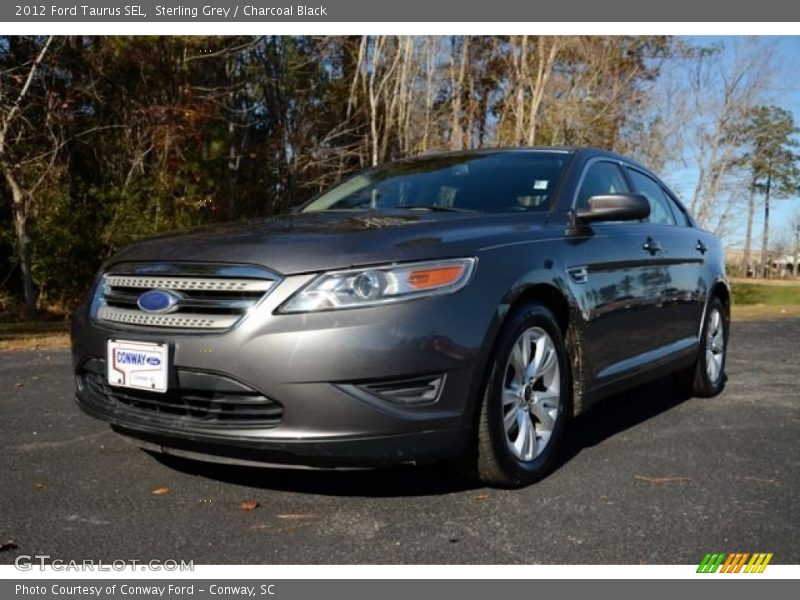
[{"left": 71, "top": 148, "right": 730, "bottom": 487}]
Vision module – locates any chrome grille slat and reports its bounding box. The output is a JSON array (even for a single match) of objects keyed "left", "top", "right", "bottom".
[
  {"left": 97, "top": 306, "right": 239, "bottom": 329},
  {"left": 104, "top": 275, "right": 273, "bottom": 292},
  {"left": 94, "top": 263, "right": 280, "bottom": 331}
]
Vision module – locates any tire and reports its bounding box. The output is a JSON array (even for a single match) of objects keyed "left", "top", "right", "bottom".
[
  {"left": 675, "top": 296, "right": 729, "bottom": 398},
  {"left": 459, "top": 302, "right": 572, "bottom": 488}
]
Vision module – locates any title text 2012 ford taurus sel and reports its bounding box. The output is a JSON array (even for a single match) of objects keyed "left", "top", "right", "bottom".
[{"left": 71, "top": 148, "right": 729, "bottom": 488}]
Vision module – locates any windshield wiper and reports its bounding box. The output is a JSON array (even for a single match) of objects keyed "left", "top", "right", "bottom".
[{"left": 402, "top": 205, "right": 472, "bottom": 212}]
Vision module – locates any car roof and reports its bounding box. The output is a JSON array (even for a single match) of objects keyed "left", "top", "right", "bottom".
[{"left": 414, "top": 146, "right": 645, "bottom": 167}]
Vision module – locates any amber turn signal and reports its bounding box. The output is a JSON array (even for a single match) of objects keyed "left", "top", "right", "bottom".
[{"left": 407, "top": 265, "right": 466, "bottom": 289}]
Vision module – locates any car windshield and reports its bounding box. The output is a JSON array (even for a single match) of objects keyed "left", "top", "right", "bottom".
[{"left": 301, "top": 151, "right": 569, "bottom": 213}]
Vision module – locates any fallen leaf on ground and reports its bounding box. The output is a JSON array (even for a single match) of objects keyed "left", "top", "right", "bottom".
[
  {"left": 240, "top": 501, "right": 260, "bottom": 511},
  {"left": 0, "top": 540, "right": 18, "bottom": 552},
  {"left": 276, "top": 513, "right": 317, "bottom": 520},
  {"left": 250, "top": 522, "right": 316, "bottom": 533},
  {"left": 475, "top": 494, "right": 489, "bottom": 501},
  {"left": 151, "top": 487, "right": 171, "bottom": 495},
  {"left": 34, "top": 482, "right": 45, "bottom": 490},
  {"left": 14, "top": 383, "right": 23, "bottom": 387},
  {"left": 734, "top": 475, "right": 778, "bottom": 484},
  {"left": 634, "top": 475, "right": 692, "bottom": 485}
]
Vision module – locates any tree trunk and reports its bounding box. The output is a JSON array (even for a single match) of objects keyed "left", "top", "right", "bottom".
[
  {"left": 4, "top": 167, "right": 38, "bottom": 314},
  {"left": 449, "top": 37, "right": 469, "bottom": 151},
  {"left": 741, "top": 178, "right": 757, "bottom": 276},
  {"left": 226, "top": 54, "right": 241, "bottom": 220},
  {"left": 759, "top": 173, "right": 772, "bottom": 278},
  {"left": 421, "top": 37, "right": 436, "bottom": 153},
  {"left": 512, "top": 36, "right": 527, "bottom": 146},
  {"left": 367, "top": 36, "right": 382, "bottom": 166},
  {"left": 526, "top": 39, "right": 558, "bottom": 146}
]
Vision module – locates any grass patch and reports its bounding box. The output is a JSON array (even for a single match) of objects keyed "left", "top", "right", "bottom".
[
  {"left": 731, "top": 282, "right": 800, "bottom": 306},
  {"left": 0, "top": 320, "right": 70, "bottom": 351},
  {"left": 0, "top": 320, "right": 68, "bottom": 335},
  {"left": 0, "top": 333, "right": 70, "bottom": 351},
  {"left": 730, "top": 280, "right": 800, "bottom": 320}
]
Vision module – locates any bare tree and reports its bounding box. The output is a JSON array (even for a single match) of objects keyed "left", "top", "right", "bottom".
[
  {"left": 682, "top": 39, "right": 773, "bottom": 230},
  {"left": 0, "top": 36, "right": 53, "bottom": 314},
  {"left": 365, "top": 36, "right": 402, "bottom": 165}
]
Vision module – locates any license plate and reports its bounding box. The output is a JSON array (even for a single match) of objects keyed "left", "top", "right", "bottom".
[{"left": 107, "top": 340, "right": 168, "bottom": 393}]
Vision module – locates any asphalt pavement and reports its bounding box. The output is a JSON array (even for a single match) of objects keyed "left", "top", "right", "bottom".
[{"left": 1, "top": 320, "right": 798, "bottom": 564}]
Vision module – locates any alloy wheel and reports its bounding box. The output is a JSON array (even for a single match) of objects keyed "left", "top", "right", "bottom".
[
  {"left": 502, "top": 327, "right": 561, "bottom": 462},
  {"left": 706, "top": 308, "right": 725, "bottom": 383}
]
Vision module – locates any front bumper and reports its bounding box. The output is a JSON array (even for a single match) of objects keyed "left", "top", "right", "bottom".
[
  {"left": 109, "top": 425, "right": 467, "bottom": 470},
  {"left": 72, "top": 270, "right": 496, "bottom": 467}
]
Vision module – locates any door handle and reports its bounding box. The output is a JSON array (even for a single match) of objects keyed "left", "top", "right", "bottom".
[
  {"left": 696, "top": 240, "right": 708, "bottom": 255},
  {"left": 642, "top": 237, "right": 662, "bottom": 255}
]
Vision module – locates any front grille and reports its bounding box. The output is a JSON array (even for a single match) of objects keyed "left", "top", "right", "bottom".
[
  {"left": 93, "top": 263, "right": 279, "bottom": 330},
  {"left": 79, "top": 358, "right": 282, "bottom": 428}
]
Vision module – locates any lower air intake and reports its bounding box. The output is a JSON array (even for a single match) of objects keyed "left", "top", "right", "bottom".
[
  {"left": 78, "top": 358, "right": 282, "bottom": 428},
  {"left": 358, "top": 374, "right": 445, "bottom": 406}
]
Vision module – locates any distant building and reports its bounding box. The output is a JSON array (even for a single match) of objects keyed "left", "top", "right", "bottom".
[{"left": 725, "top": 248, "right": 797, "bottom": 278}]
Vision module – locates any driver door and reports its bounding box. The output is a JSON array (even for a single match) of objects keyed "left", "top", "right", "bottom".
[{"left": 566, "top": 160, "right": 668, "bottom": 385}]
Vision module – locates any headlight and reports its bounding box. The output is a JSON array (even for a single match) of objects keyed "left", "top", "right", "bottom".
[
  {"left": 88, "top": 274, "right": 107, "bottom": 319},
  {"left": 280, "top": 258, "right": 476, "bottom": 313}
]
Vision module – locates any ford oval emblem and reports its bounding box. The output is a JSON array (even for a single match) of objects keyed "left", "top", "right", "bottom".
[
  {"left": 137, "top": 289, "right": 182, "bottom": 314},
  {"left": 146, "top": 356, "right": 161, "bottom": 366}
]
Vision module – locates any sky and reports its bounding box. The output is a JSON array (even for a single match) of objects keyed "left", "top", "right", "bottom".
[{"left": 666, "top": 36, "right": 800, "bottom": 252}]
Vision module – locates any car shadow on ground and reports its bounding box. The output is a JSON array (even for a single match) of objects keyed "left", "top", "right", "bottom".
[
  {"left": 552, "top": 376, "right": 692, "bottom": 472},
  {"left": 152, "top": 375, "right": 693, "bottom": 497}
]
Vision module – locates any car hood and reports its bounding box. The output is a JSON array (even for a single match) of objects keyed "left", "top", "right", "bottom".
[{"left": 109, "top": 210, "right": 554, "bottom": 275}]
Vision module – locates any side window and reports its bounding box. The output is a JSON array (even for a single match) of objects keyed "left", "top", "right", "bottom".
[
  {"left": 626, "top": 168, "right": 676, "bottom": 226},
  {"left": 662, "top": 188, "right": 692, "bottom": 227},
  {"left": 575, "top": 162, "right": 629, "bottom": 211}
]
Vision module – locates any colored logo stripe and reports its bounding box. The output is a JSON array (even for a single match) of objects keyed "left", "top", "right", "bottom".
[
  {"left": 697, "top": 553, "right": 726, "bottom": 573},
  {"left": 726, "top": 553, "right": 748, "bottom": 573},
  {"left": 745, "top": 553, "right": 773, "bottom": 573},
  {"left": 697, "top": 552, "right": 773, "bottom": 573}
]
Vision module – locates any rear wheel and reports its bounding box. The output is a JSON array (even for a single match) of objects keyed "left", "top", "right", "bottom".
[
  {"left": 460, "top": 303, "right": 571, "bottom": 488},
  {"left": 676, "top": 296, "right": 728, "bottom": 398}
]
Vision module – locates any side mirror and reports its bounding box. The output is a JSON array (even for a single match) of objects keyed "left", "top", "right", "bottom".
[{"left": 574, "top": 194, "right": 650, "bottom": 224}]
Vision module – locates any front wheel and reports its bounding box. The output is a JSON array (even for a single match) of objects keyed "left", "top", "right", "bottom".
[{"left": 459, "top": 303, "right": 572, "bottom": 488}]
